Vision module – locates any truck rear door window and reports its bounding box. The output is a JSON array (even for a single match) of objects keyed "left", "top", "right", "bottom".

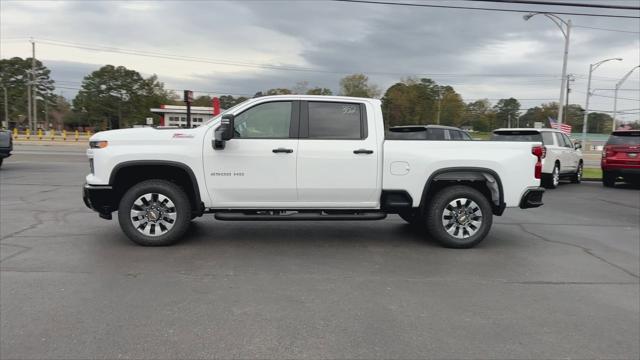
[{"left": 307, "top": 102, "right": 363, "bottom": 139}]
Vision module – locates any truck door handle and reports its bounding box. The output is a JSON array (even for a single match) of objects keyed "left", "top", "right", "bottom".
[
  {"left": 272, "top": 148, "right": 293, "bottom": 153},
  {"left": 353, "top": 149, "right": 374, "bottom": 154}
]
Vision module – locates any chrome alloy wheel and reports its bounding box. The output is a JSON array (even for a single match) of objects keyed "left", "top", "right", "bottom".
[
  {"left": 130, "top": 193, "right": 177, "bottom": 237},
  {"left": 441, "top": 198, "right": 483, "bottom": 239},
  {"left": 577, "top": 164, "right": 583, "bottom": 182},
  {"left": 552, "top": 166, "right": 560, "bottom": 187}
]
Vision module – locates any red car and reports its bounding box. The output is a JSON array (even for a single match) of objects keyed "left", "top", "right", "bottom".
[{"left": 601, "top": 130, "right": 640, "bottom": 187}]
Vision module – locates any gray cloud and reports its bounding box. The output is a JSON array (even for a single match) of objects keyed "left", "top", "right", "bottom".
[{"left": 2, "top": 0, "right": 638, "bottom": 119}]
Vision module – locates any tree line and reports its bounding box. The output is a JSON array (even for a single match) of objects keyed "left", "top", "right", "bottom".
[{"left": 1, "top": 57, "right": 631, "bottom": 132}]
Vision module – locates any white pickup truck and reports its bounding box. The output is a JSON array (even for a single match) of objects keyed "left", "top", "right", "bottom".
[{"left": 83, "top": 95, "right": 545, "bottom": 248}]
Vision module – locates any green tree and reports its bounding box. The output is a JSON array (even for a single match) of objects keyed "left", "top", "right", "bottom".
[
  {"left": 339, "top": 73, "right": 380, "bottom": 98},
  {"left": 587, "top": 112, "right": 614, "bottom": 133},
  {"left": 463, "top": 99, "right": 495, "bottom": 132},
  {"left": 381, "top": 78, "right": 465, "bottom": 128},
  {"left": 219, "top": 95, "right": 248, "bottom": 109},
  {"left": 72, "top": 65, "right": 174, "bottom": 128},
  {"left": 263, "top": 88, "right": 292, "bottom": 96},
  {"left": 438, "top": 85, "right": 466, "bottom": 127},
  {"left": 192, "top": 95, "right": 212, "bottom": 107},
  {"left": 306, "top": 87, "right": 333, "bottom": 95},
  {"left": 493, "top": 98, "right": 521, "bottom": 128},
  {"left": 0, "top": 57, "right": 55, "bottom": 127}
]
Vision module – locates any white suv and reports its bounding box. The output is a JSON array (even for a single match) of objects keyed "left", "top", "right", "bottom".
[{"left": 492, "top": 128, "right": 583, "bottom": 189}]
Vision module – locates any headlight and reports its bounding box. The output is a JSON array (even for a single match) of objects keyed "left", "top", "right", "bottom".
[{"left": 89, "top": 140, "right": 108, "bottom": 149}]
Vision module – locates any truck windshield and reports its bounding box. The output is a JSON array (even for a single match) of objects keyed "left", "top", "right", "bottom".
[
  {"left": 607, "top": 131, "right": 640, "bottom": 145},
  {"left": 491, "top": 131, "right": 542, "bottom": 142}
]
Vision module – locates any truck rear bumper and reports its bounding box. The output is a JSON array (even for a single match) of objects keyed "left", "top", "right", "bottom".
[
  {"left": 519, "top": 187, "right": 544, "bottom": 209},
  {"left": 83, "top": 183, "right": 116, "bottom": 219}
]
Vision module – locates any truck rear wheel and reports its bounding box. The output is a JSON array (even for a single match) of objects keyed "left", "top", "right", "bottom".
[
  {"left": 118, "top": 179, "right": 191, "bottom": 246},
  {"left": 425, "top": 185, "right": 493, "bottom": 248}
]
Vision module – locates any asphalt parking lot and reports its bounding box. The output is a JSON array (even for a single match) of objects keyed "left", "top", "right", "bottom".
[{"left": 1, "top": 144, "right": 639, "bottom": 359}]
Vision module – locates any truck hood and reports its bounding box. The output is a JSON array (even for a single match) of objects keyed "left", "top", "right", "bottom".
[{"left": 90, "top": 127, "right": 201, "bottom": 143}]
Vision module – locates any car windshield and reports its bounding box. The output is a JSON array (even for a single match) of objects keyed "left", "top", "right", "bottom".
[
  {"left": 607, "top": 132, "right": 640, "bottom": 145},
  {"left": 491, "top": 131, "right": 542, "bottom": 142}
]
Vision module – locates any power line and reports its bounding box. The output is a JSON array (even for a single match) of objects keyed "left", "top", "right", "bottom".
[
  {"left": 30, "top": 37, "right": 571, "bottom": 79},
  {"left": 573, "top": 25, "right": 640, "bottom": 34},
  {"left": 464, "top": 0, "right": 640, "bottom": 10},
  {"left": 332, "top": 0, "right": 640, "bottom": 18},
  {"left": 574, "top": 90, "right": 640, "bottom": 101}
]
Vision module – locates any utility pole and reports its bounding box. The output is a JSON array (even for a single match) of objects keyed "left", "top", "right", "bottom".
[
  {"left": 613, "top": 65, "right": 640, "bottom": 132},
  {"left": 508, "top": 113, "right": 511, "bottom": 128},
  {"left": 27, "top": 83, "right": 32, "bottom": 131},
  {"left": 581, "top": 58, "right": 621, "bottom": 150},
  {"left": 31, "top": 39, "right": 37, "bottom": 132},
  {"left": 1, "top": 86, "right": 7, "bottom": 128},
  {"left": 436, "top": 87, "right": 442, "bottom": 125},
  {"left": 523, "top": 13, "right": 571, "bottom": 125},
  {"left": 564, "top": 74, "right": 574, "bottom": 124}
]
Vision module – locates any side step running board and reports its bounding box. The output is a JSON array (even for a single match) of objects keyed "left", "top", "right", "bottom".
[{"left": 214, "top": 212, "right": 387, "bottom": 221}]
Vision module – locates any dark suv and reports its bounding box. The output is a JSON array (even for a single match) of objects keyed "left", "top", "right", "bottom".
[
  {"left": 386, "top": 125, "right": 473, "bottom": 140},
  {"left": 602, "top": 130, "right": 640, "bottom": 187}
]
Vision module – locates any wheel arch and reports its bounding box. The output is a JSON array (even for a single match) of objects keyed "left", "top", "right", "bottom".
[
  {"left": 109, "top": 160, "right": 204, "bottom": 216},
  {"left": 419, "top": 167, "right": 505, "bottom": 215}
]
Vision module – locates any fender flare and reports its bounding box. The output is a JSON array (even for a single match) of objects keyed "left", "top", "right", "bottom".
[
  {"left": 419, "top": 167, "right": 505, "bottom": 215},
  {"left": 109, "top": 160, "right": 202, "bottom": 212}
]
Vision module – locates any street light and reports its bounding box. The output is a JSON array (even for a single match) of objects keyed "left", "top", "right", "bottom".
[
  {"left": 582, "top": 57, "right": 622, "bottom": 148},
  {"left": 613, "top": 65, "right": 640, "bottom": 132},
  {"left": 524, "top": 12, "right": 571, "bottom": 125}
]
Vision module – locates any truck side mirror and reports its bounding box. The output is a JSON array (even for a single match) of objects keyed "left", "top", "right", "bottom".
[
  {"left": 575, "top": 142, "right": 582, "bottom": 150},
  {"left": 213, "top": 114, "right": 235, "bottom": 150}
]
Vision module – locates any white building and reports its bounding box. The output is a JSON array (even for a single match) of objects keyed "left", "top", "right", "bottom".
[{"left": 150, "top": 105, "right": 222, "bottom": 128}]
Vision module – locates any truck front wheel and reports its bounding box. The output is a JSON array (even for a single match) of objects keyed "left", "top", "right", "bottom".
[
  {"left": 425, "top": 185, "right": 493, "bottom": 248},
  {"left": 118, "top": 179, "right": 192, "bottom": 246}
]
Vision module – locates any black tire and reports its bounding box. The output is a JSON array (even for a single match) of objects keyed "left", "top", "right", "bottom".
[
  {"left": 571, "top": 162, "right": 583, "bottom": 184},
  {"left": 602, "top": 171, "right": 616, "bottom": 188},
  {"left": 543, "top": 164, "right": 560, "bottom": 189},
  {"left": 0, "top": 158, "right": 3, "bottom": 168},
  {"left": 118, "top": 179, "right": 192, "bottom": 246},
  {"left": 425, "top": 185, "right": 493, "bottom": 249}
]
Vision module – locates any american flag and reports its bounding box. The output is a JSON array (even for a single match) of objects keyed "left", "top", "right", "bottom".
[{"left": 548, "top": 117, "right": 572, "bottom": 135}]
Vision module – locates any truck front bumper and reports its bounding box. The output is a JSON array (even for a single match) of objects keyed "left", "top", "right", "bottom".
[
  {"left": 519, "top": 187, "right": 544, "bottom": 209},
  {"left": 83, "top": 183, "right": 116, "bottom": 219}
]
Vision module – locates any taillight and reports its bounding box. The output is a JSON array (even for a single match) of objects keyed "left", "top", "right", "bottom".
[
  {"left": 603, "top": 145, "right": 615, "bottom": 158},
  {"left": 532, "top": 145, "right": 545, "bottom": 159},
  {"left": 532, "top": 145, "right": 544, "bottom": 179}
]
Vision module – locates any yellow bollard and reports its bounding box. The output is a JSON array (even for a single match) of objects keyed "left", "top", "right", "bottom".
[
  {"left": 26, "top": 129, "right": 30, "bottom": 140},
  {"left": 38, "top": 129, "right": 43, "bottom": 140},
  {"left": 87, "top": 130, "right": 91, "bottom": 138},
  {"left": 50, "top": 129, "right": 55, "bottom": 141},
  {"left": 13, "top": 128, "right": 18, "bottom": 139},
  {"left": 75, "top": 130, "right": 79, "bottom": 142},
  {"left": 62, "top": 130, "right": 67, "bottom": 141}
]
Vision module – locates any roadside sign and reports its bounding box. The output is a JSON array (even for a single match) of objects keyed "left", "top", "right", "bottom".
[{"left": 146, "top": 117, "right": 153, "bottom": 125}]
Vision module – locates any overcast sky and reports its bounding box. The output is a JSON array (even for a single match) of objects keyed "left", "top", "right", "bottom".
[{"left": 1, "top": 0, "right": 639, "bottom": 121}]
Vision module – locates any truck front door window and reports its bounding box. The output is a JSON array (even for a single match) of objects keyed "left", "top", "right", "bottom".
[{"left": 234, "top": 102, "right": 292, "bottom": 138}]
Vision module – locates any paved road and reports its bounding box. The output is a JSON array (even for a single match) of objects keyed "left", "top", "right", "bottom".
[{"left": 1, "top": 145, "right": 639, "bottom": 359}]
